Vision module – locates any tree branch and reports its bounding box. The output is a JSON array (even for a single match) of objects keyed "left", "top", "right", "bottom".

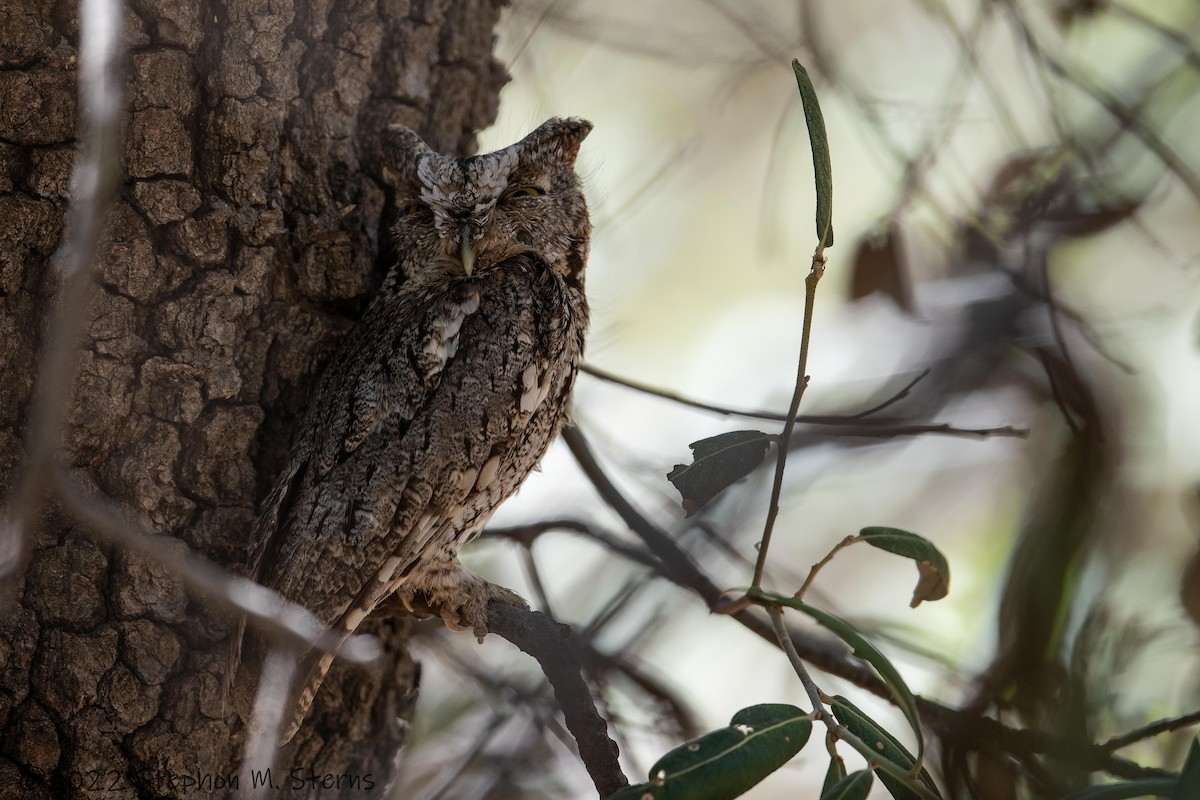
[{"left": 486, "top": 603, "right": 628, "bottom": 798}]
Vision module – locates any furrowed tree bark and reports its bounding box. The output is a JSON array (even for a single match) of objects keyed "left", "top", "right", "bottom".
[{"left": 0, "top": 1, "right": 510, "bottom": 797}]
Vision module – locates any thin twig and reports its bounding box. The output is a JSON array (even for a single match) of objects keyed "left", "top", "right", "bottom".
[
  {"left": 580, "top": 362, "right": 789, "bottom": 421},
  {"left": 483, "top": 519, "right": 664, "bottom": 571},
  {"left": 582, "top": 364, "right": 1026, "bottom": 440},
  {"left": 1102, "top": 711, "right": 1200, "bottom": 752},
  {"left": 767, "top": 604, "right": 836, "bottom": 730},
  {"left": 519, "top": 546, "right": 555, "bottom": 617},
  {"left": 582, "top": 363, "right": 937, "bottom": 426},
  {"left": 793, "top": 535, "right": 857, "bottom": 601},
  {"left": 486, "top": 603, "right": 628, "bottom": 798},
  {"left": 846, "top": 370, "right": 929, "bottom": 419},
  {"left": 751, "top": 248, "right": 826, "bottom": 588},
  {"left": 791, "top": 422, "right": 1028, "bottom": 440}
]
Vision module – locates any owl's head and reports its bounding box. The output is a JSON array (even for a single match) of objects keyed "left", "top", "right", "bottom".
[{"left": 382, "top": 118, "right": 592, "bottom": 287}]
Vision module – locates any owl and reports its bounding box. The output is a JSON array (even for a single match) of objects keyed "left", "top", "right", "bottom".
[{"left": 230, "top": 118, "right": 593, "bottom": 740}]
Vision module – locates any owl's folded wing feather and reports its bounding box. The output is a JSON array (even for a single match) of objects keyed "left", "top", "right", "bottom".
[{"left": 231, "top": 266, "right": 565, "bottom": 725}]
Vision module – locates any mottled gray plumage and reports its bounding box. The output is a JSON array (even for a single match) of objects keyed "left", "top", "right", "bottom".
[{"left": 231, "top": 118, "right": 592, "bottom": 740}]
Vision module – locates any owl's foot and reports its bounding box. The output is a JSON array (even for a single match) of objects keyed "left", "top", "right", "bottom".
[{"left": 399, "top": 564, "right": 528, "bottom": 641}]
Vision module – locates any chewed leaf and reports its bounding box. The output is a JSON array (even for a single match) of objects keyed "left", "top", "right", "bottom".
[
  {"left": 621, "top": 703, "right": 811, "bottom": 800},
  {"left": 859, "top": 527, "right": 951, "bottom": 607},
  {"left": 911, "top": 561, "right": 949, "bottom": 607},
  {"left": 667, "top": 431, "right": 773, "bottom": 515}
]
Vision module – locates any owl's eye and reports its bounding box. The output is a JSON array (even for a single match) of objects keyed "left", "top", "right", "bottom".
[{"left": 502, "top": 186, "right": 543, "bottom": 201}]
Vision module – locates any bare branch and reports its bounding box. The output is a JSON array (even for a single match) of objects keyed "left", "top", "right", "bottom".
[
  {"left": 1102, "top": 710, "right": 1200, "bottom": 752},
  {"left": 752, "top": 249, "right": 826, "bottom": 588},
  {"left": 485, "top": 603, "right": 628, "bottom": 798}
]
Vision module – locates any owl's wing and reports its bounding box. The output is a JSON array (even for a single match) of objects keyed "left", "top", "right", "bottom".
[
  {"left": 230, "top": 284, "right": 479, "bottom": 715},
  {"left": 248, "top": 268, "right": 568, "bottom": 626}
]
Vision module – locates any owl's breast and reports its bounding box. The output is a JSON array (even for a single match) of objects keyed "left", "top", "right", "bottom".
[{"left": 409, "top": 259, "right": 585, "bottom": 544}]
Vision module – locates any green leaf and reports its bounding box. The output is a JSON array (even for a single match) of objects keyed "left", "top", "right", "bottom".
[
  {"left": 792, "top": 59, "right": 834, "bottom": 249},
  {"left": 821, "top": 770, "right": 873, "bottom": 800},
  {"left": 831, "top": 695, "right": 941, "bottom": 800},
  {"left": 761, "top": 592, "right": 924, "bottom": 764},
  {"left": 821, "top": 752, "right": 848, "bottom": 794},
  {"left": 618, "top": 703, "right": 811, "bottom": 800},
  {"left": 667, "top": 431, "right": 773, "bottom": 516},
  {"left": 858, "top": 527, "right": 952, "bottom": 607},
  {"left": 1173, "top": 738, "right": 1200, "bottom": 800},
  {"left": 1058, "top": 780, "right": 1175, "bottom": 800}
]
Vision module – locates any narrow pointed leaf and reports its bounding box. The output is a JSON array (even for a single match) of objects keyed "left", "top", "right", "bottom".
[
  {"left": 628, "top": 703, "right": 811, "bottom": 799},
  {"left": 1059, "top": 780, "right": 1174, "bottom": 800},
  {"left": 792, "top": 59, "right": 834, "bottom": 248},
  {"left": 821, "top": 770, "right": 873, "bottom": 800},
  {"left": 763, "top": 592, "right": 924, "bottom": 762},
  {"left": 831, "top": 696, "right": 941, "bottom": 800},
  {"left": 822, "top": 752, "right": 848, "bottom": 794},
  {"left": 859, "top": 527, "right": 951, "bottom": 607},
  {"left": 667, "top": 431, "right": 772, "bottom": 515},
  {"left": 1172, "top": 738, "right": 1200, "bottom": 800}
]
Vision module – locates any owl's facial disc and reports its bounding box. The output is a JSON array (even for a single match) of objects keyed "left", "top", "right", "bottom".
[
  {"left": 411, "top": 148, "right": 521, "bottom": 274},
  {"left": 390, "top": 119, "right": 589, "bottom": 282}
]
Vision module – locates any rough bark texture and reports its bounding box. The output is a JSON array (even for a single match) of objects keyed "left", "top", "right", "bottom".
[{"left": 0, "top": 1, "right": 509, "bottom": 797}]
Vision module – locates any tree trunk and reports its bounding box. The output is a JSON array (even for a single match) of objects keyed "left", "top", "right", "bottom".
[{"left": 0, "top": 1, "right": 509, "bottom": 797}]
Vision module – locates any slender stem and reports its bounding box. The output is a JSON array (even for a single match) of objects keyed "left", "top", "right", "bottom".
[
  {"left": 582, "top": 364, "right": 1027, "bottom": 438},
  {"left": 767, "top": 603, "right": 837, "bottom": 731},
  {"left": 1102, "top": 710, "right": 1200, "bottom": 752},
  {"left": 751, "top": 247, "right": 826, "bottom": 589},
  {"left": 845, "top": 369, "right": 928, "bottom": 419},
  {"left": 793, "top": 535, "right": 858, "bottom": 601},
  {"left": 581, "top": 363, "right": 789, "bottom": 421}
]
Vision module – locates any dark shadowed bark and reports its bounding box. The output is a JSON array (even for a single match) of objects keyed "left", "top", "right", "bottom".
[{"left": 0, "top": 1, "right": 510, "bottom": 797}]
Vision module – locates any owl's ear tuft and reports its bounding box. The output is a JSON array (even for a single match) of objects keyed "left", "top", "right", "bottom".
[
  {"left": 381, "top": 125, "right": 434, "bottom": 186},
  {"left": 520, "top": 117, "right": 593, "bottom": 168}
]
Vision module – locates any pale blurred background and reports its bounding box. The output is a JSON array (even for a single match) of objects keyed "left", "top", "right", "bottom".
[{"left": 395, "top": 1, "right": 1200, "bottom": 797}]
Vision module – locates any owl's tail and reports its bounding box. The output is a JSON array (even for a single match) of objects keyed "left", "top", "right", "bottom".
[
  {"left": 226, "top": 621, "right": 345, "bottom": 745},
  {"left": 234, "top": 572, "right": 403, "bottom": 743}
]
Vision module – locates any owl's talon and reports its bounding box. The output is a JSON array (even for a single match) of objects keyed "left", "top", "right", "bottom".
[{"left": 405, "top": 563, "right": 529, "bottom": 642}]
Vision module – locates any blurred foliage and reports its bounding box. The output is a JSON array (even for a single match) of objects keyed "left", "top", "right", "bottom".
[{"left": 397, "top": 1, "right": 1200, "bottom": 798}]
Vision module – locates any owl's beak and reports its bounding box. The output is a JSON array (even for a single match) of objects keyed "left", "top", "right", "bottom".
[{"left": 459, "top": 226, "right": 476, "bottom": 276}]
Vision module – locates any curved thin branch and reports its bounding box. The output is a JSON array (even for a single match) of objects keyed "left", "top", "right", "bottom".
[
  {"left": 1102, "top": 711, "right": 1200, "bottom": 752},
  {"left": 485, "top": 603, "right": 628, "bottom": 798}
]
